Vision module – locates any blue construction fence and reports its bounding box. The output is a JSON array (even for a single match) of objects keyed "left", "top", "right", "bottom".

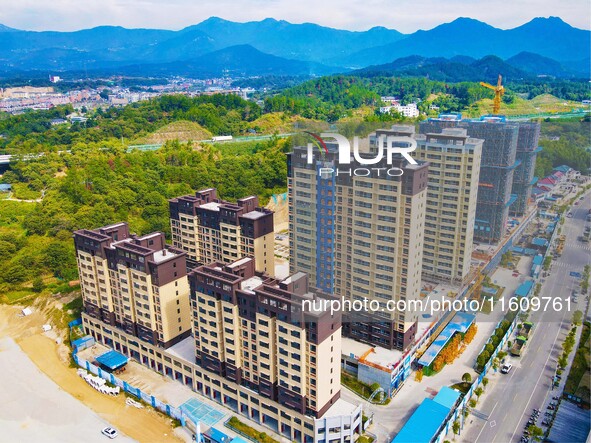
[
  {"left": 432, "top": 314, "right": 518, "bottom": 443},
  {"left": 68, "top": 320, "right": 197, "bottom": 434},
  {"left": 73, "top": 352, "right": 196, "bottom": 430}
]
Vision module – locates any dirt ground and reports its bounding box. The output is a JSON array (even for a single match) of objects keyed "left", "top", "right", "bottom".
[{"left": 0, "top": 300, "right": 185, "bottom": 443}]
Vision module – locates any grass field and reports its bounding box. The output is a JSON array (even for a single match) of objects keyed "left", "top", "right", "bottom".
[
  {"left": 133, "top": 120, "right": 212, "bottom": 144},
  {"left": 464, "top": 94, "right": 585, "bottom": 118},
  {"left": 249, "top": 112, "right": 324, "bottom": 134}
]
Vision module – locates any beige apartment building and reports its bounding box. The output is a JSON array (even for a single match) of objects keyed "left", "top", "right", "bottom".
[
  {"left": 80, "top": 255, "right": 362, "bottom": 443},
  {"left": 74, "top": 222, "right": 191, "bottom": 348},
  {"left": 288, "top": 135, "right": 429, "bottom": 350},
  {"left": 415, "top": 127, "right": 483, "bottom": 284},
  {"left": 190, "top": 257, "right": 341, "bottom": 418},
  {"left": 169, "top": 188, "right": 275, "bottom": 276}
]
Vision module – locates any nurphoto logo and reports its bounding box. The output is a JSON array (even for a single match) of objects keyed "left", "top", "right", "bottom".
[{"left": 306, "top": 132, "right": 417, "bottom": 177}]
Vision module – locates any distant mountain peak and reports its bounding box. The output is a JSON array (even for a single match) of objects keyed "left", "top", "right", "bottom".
[
  {"left": 516, "top": 16, "right": 575, "bottom": 30},
  {"left": 439, "top": 17, "right": 497, "bottom": 29},
  {"left": 0, "top": 23, "right": 18, "bottom": 32}
]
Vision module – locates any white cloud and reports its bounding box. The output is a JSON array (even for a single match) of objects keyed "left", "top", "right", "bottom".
[{"left": 0, "top": 0, "right": 589, "bottom": 32}]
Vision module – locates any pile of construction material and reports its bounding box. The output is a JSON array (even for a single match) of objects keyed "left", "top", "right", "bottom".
[{"left": 77, "top": 368, "right": 120, "bottom": 396}]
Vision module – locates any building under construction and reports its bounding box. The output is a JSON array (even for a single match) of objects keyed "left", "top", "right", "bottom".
[
  {"left": 510, "top": 122, "right": 541, "bottom": 216},
  {"left": 420, "top": 114, "right": 520, "bottom": 243}
]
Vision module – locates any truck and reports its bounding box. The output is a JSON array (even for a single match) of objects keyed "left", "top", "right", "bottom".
[
  {"left": 519, "top": 322, "right": 534, "bottom": 339},
  {"left": 211, "top": 135, "right": 233, "bottom": 142},
  {"left": 510, "top": 336, "right": 527, "bottom": 357}
]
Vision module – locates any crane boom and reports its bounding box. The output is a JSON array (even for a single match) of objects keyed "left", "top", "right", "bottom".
[{"left": 480, "top": 74, "right": 504, "bottom": 115}]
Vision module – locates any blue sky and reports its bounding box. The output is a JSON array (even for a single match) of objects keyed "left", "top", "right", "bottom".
[{"left": 2, "top": 0, "right": 590, "bottom": 32}]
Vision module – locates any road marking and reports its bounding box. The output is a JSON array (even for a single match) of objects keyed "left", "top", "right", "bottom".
[
  {"left": 475, "top": 402, "right": 498, "bottom": 442},
  {"left": 508, "top": 291, "right": 570, "bottom": 443},
  {"left": 490, "top": 420, "right": 496, "bottom": 428}
]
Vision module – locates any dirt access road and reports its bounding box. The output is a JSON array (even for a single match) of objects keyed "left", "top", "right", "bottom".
[{"left": 0, "top": 300, "right": 186, "bottom": 443}]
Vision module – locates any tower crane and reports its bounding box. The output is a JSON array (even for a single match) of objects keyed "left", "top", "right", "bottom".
[{"left": 480, "top": 74, "right": 505, "bottom": 115}]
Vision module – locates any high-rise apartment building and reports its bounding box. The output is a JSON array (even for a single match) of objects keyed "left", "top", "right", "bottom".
[
  {"left": 77, "top": 232, "right": 362, "bottom": 442},
  {"left": 420, "top": 115, "right": 519, "bottom": 243},
  {"left": 189, "top": 257, "right": 342, "bottom": 419},
  {"left": 169, "top": 188, "right": 275, "bottom": 275},
  {"left": 510, "top": 122, "right": 541, "bottom": 216},
  {"left": 74, "top": 222, "right": 191, "bottom": 348},
  {"left": 415, "top": 127, "right": 483, "bottom": 284},
  {"left": 288, "top": 137, "right": 429, "bottom": 350}
]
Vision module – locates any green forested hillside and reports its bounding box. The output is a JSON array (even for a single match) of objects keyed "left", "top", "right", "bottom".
[
  {"left": 0, "top": 137, "right": 288, "bottom": 301},
  {"left": 0, "top": 94, "right": 262, "bottom": 154},
  {"left": 536, "top": 119, "right": 591, "bottom": 176}
]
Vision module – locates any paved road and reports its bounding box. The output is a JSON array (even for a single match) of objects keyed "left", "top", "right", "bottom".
[{"left": 462, "top": 190, "right": 590, "bottom": 443}]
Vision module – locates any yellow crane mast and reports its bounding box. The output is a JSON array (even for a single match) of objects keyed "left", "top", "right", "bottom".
[{"left": 480, "top": 74, "right": 505, "bottom": 115}]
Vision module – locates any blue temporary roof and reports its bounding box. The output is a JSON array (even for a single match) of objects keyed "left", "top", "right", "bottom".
[
  {"left": 515, "top": 280, "right": 534, "bottom": 297},
  {"left": 95, "top": 349, "right": 128, "bottom": 370},
  {"left": 533, "top": 254, "right": 544, "bottom": 265},
  {"left": 482, "top": 287, "right": 497, "bottom": 295},
  {"left": 553, "top": 165, "right": 571, "bottom": 173},
  {"left": 231, "top": 438, "right": 249, "bottom": 443},
  {"left": 205, "top": 427, "right": 230, "bottom": 443},
  {"left": 391, "top": 399, "right": 450, "bottom": 443},
  {"left": 72, "top": 336, "right": 94, "bottom": 347},
  {"left": 506, "top": 194, "right": 518, "bottom": 207},
  {"left": 433, "top": 386, "right": 461, "bottom": 410},
  {"left": 418, "top": 311, "right": 475, "bottom": 367},
  {"left": 532, "top": 237, "right": 549, "bottom": 247}
]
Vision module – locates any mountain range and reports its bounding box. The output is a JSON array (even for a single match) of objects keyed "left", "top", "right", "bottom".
[{"left": 0, "top": 16, "right": 589, "bottom": 79}]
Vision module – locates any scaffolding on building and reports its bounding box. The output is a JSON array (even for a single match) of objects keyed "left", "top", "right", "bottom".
[
  {"left": 510, "top": 122, "right": 541, "bottom": 216},
  {"left": 420, "top": 115, "right": 520, "bottom": 243}
]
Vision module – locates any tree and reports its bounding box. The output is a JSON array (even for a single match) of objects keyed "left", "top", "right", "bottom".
[
  {"left": 474, "top": 387, "right": 484, "bottom": 399},
  {"left": 1, "top": 263, "right": 28, "bottom": 283},
  {"left": 462, "top": 372, "right": 472, "bottom": 383},
  {"left": 433, "top": 355, "right": 445, "bottom": 372},
  {"left": 528, "top": 425, "right": 544, "bottom": 442},
  {"left": 573, "top": 310, "right": 583, "bottom": 325},
  {"left": 492, "top": 357, "right": 501, "bottom": 372},
  {"left": 415, "top": 368, "right": 424, "bottom": 382},
  {"left": 558, "top": 354, "right": 568, "bottom": 369},
  {"left": 477, "top": 351, "right": 490, "bottom": 369},
  {"left": 464, "top": 323, "right": 477, "bottom": 344},
  {"left": 42, "top": 242, "right": 76, "bottom": 278},
  {"left": 452, "top": 421, "right": 460, "bottom": 439},
  {"left": 469, "top": 399, "right": 477, "bottom": 408},
  {"left": 32, "top": 275, "right": 44, "bottom": 293},
  {"left": 482, "top": 377, "right": 489, "bottom": 390}
]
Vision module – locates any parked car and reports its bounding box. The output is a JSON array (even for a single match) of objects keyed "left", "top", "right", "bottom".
[
  {"left": 501, "top": 363, "right": 513, "bottom": 374},
  {"left": 101, "top": 427, "right": 118, "bottom": 439}
]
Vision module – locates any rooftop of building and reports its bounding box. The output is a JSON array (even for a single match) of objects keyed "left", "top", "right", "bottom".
[
  {"left": 341, "top": 337, "right": 403, "bottom": 369},
  {"left": 240, "top": 275, "right": 265, "bottom": 294},
  {"left": 240, "top": 210, "right": 267, "bottom": 220},
  {"left": 200, "top": 201, "right": 222, "bottom": 211},
  {"left": 152, "top": 248, "right": 180, "bottom": 264},
  {"left": 319, "top": 398, "right": 360, "bottom": 419}
]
